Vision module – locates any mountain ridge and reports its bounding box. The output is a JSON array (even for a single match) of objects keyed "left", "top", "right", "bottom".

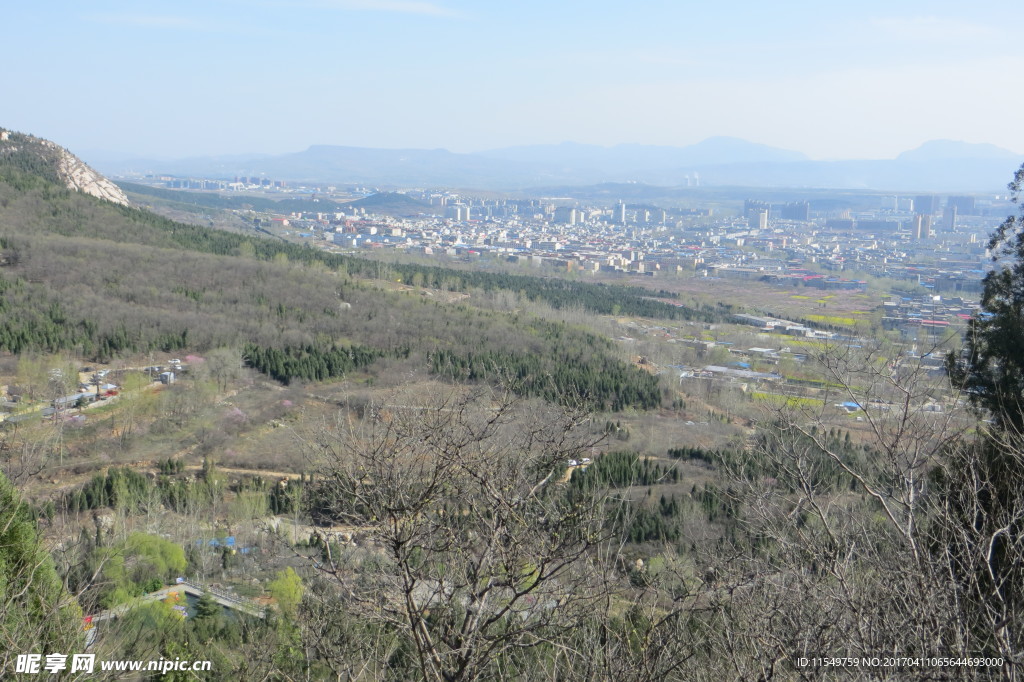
[
  {"left": 87, "top": 137, "right": 1024, "bottom": 192},
  {"left": 896, "top": 139, "right": 1022, "bottom": 162},
  {"left": 0, "top": 127, "right": 128, "bottom": 205}
]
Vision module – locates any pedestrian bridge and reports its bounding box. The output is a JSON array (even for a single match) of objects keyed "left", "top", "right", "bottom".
[{"left": 89, "top": 578, "right": 267, "bottom": 624}]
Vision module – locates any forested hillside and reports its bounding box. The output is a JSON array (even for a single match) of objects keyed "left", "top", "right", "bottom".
[{"left": 0, "top": 160, "right": 671, "bottom": 409}]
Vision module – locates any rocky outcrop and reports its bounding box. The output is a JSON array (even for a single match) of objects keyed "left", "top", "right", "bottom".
[
  {"left": 54, "top": 145, "right": 129, "bottom": 206},
  {"left": 0, "top": 127, "right": 129, "bottom": 206}
]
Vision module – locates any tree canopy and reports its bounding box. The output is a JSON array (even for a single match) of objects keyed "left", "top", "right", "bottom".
[{"left": 949, "top": 163, "right": 1024, "bottom": 431}]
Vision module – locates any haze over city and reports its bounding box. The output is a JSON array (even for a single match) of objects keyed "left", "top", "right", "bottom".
[{"left": 6, "top": 0, "right": 1024, "bottom": 162}]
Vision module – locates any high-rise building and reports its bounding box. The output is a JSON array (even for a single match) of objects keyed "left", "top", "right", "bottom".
[
  {"left": 445, "top": 204, "right": 470, "bottom": 221},
  {"left": 948, "top": 196, "right": 976, "bottom": 215},
  {"left": 553, "top": 206, "right": 578, "bottom": 225},
  {"left": 944, "top": 205, "right": 958, "bottom": 232},
  {"left": 912, "top": 214, "right": 932, "bottom": 240},
  {"left": 615, "top": 203, "right": 627, "bottom": 224},
  {"left": 744, "top": 199, "right": 770, "bottom": 219},
  {"left": 914, "top": 195, "right": 939, "bottom": 215},
  {"left": 781, "top": 201, "right": 810, "bottom": 221}
]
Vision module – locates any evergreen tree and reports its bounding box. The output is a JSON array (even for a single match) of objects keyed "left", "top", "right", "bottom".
[
  {"left": 194, "top": 591, "right": 220, "bottom": 621},
  {"left": 949, "top": 163, "right": 1024, "bottom": 432}
]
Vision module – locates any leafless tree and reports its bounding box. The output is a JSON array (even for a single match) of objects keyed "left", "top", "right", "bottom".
[
  {"left": 298, "top": 387, "right": 617, "bottom": 680},
  {"left": 698, "top": 338, "right": 1021, "bottom": 680}
]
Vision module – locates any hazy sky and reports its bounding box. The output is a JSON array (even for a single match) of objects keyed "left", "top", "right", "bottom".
[{"left": 5, "top": 0, "right": 1023, "bottom": 160}]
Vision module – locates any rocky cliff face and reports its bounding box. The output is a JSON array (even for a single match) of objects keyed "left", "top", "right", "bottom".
[
  {"left": 0, "top": 128, "right": 129, "bottom": 206},
  {"left": 53, "top": 144, "right": 129, "bottom": 205}
]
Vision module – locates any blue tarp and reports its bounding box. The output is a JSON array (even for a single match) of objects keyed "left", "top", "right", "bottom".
[{"left": 195, "top": 536, "right": 236, "bottom": 548}]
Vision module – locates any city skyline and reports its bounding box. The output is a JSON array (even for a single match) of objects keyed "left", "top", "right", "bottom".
[{"left": 5, "top": 1, "right": 1024, "bottom": 161}]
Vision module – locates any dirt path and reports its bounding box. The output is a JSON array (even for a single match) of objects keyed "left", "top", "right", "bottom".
[
  {"left": 182, "top": 463, "right": 302, "bottom": 480},
  {"left": 23, "top": 455, "right": 306, "bottom": 499},
  {"left": 557, "top": 464, "right": 580, "bottom": 484}
]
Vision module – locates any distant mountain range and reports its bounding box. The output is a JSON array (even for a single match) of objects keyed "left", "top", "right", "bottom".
[{"left": 90, "top": 137, "right": 1024, "bottom": 192}]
